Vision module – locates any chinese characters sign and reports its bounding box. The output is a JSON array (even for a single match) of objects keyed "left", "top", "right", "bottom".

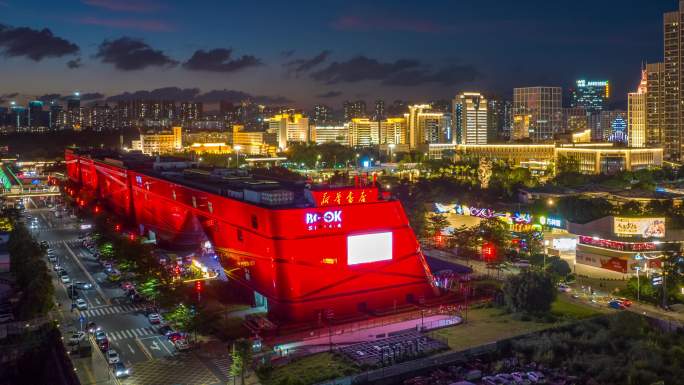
[{"left": 311, "top": 188, "right": 377, "bottom": 207}]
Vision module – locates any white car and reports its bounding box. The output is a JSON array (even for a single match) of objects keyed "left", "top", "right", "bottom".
[
  {"left": 174, "top": 339, "right": 190, "bottom": 351},
  {"left": 148, "top": 313, "right": 162, "bottom": 324},
  {"left": 69, "top": 331, "right": 86, "bottom": 345},
  {"left": 48, "top": 255, "right": 57, "bottom": 262},
  {"left": 76, "top": 298, "right": 88, "bottom": 310},
  {"left": 107, "top": 349, "right": 120, "bottom": 364},
  {"left": 60, "top": 275, "right": 71, "bottom": 284}
]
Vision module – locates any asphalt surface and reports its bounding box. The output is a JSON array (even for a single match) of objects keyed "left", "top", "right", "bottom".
[{"left": 25, "top": 197, "right": 229, "bottom": 385}]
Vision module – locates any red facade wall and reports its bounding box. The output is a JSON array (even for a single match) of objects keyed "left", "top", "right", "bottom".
[{"left": 65, "top": 151, "right": 437, "bottom": 322}]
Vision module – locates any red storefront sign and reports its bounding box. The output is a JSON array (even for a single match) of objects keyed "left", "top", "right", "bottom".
[
  {"left": 578, "top": 236, "right": 657, "bottom": 252},
  {"left": 311, "top": 188, "right": 378, "bottom": 207}
]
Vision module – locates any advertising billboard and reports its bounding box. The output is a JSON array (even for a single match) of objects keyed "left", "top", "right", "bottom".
[
  {"left": 347, "top": 232, "right": 392, "bottom": 265},
  {"left": 613, "top": 217, "right": 665, "bottom": 238}
]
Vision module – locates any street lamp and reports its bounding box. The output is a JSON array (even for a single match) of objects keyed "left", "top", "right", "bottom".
[
  {"left": 316, "top": 154, "right": 321, "bottom": 169},
  {"left": 233, "top": 145, "right": 242, "bottom": 168}
]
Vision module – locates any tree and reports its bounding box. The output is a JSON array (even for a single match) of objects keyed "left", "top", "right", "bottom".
[
  {"left": 164, "top": 303, "right": 195, "bottom": 331},
  {"left": 230, "top": 338, "right": 253, "bottom": 384},
  {"left": 425, "top": 213, "right": 449, "bottom": 238},
  {"left": 477, "top": 158, "right": 493, "bottom": 189},
  {"left": 545, "top": 256, "right": 571, "bottom": 282},
  {"left": 502, "top": 270, "right": 556, "bottom": 314},
  {"left": 556, "top": 154, "right": 580, "bottom": 174},
  {"left": 619, "top": 201, "right": 643, "bottom": 216}
]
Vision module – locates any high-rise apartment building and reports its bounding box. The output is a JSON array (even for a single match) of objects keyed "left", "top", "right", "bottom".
[
  {"left": 646, "top": 62, "right": 665, "bottom": 147},
  {"left": 512, "top": 87, "right": 562, "bottom": 141},
  {"left": 373, "top": 100, "right": 385, "bottom": 120},
  {"left": 406, "top": 104, "right": 447, "bottom": 148},
  {"left": 343, "top": 100, "right": 367, "bottom": 120},
  {"left": 267, "top": 113, "right": 310, "bottom": 149},
  {"left": 570, "top": 80, "right": 610, "bottom": 112},
  {"left": 312, "top": 104, "right": 333, "bottom": 124},
  {"left": 90, "top": 104, "right": 114, "bottom": 132},
  {"left": 452, "top": 93, "right": 488, "bottom": 145},
  {"left": 179, "top": 102, "right": 203, "bottom": 125}
]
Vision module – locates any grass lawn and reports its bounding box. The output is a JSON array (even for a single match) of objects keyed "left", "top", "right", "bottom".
[
  {"left": 429, "top": 307, "right": 555, "bottom": 352},
  {"left": 551, "top": 296, "right": 603, "bottom": 320},
  {"left": 259, "top": 353, "right": 359, "bottom": 385}
]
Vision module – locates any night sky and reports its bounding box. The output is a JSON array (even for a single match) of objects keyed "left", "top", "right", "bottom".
[{"left": 0, "top": 0, "right": 677, "bottom": 109}]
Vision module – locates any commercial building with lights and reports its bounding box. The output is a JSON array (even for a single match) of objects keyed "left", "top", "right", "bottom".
[
  {"left": 131, "top": 126, "right": 183, "bottom": 155},
  {"left": 65, "top": 148, "right": 437, "bottom": 322},
  {"left": 452, "top": 92, "right": 488, "bottom": 145},
  {"left": 266, "top": 113, "right": 310, "bottom": 149},
  {"left": 570, "top": 80, "right": 610, "bottom": 112},
  {"left": 425, "top": 143, "right": 663, "bottom": 175}
]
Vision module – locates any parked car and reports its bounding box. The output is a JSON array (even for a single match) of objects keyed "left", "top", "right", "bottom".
[
  {"left": 609, "top": 300, "right": 625, "bottom": 310},
  {"left": 60, "top": 275, "right": 71, "bottom": 284},
  {"left": 74, "top": 281, "right": 93, "bottom": 290},
  {"left": 113, "top": 362, "right": 130, "bottom": 378},
  {"left": 174, "top": 339, "right": 190, "bottom": 351},
  {"left": 158, "top": 325, "right": 173, "bottom": 336},
  {"left": 618, "top": 298, "right": 633, "bottom": 307},
  {"left": 120, "top": 281, "right": 135, "bottom": 291},
  {"left": 95, "top": 330, "right": 107, "bottom": 342},
  {"left": 168, "top": 332, "right": 185, "bottom": 342},
  {"left": 557, "top": 283, "right": 571, "bottom": 293},
  {"left": 48, "top": 255, "right": 57, "bottom": 263},
  {"left": 87, "top": 322, "right": 100, "bottom": 333},
  {"left": 148, "top": 313, "right": 162, "bottom": 324},
  {"left": 68, "top": 331, "right": 86, "bottom": 345},
  {"left": 98, "top": 338, "right": 109, "bottom": 352},
  {"left": 107, "top": 349, "right": 120, "bottom": 364},
  {"left": 76, "top": 298, "right": 88, "bottom": 310},
  {"left": 511, "top": 372, "right": 528, "bottom": 382}
]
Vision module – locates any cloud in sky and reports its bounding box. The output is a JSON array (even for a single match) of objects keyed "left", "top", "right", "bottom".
[
  {"left": 331, "top": 15, "right": 454, "bottom": 34},
  {"left": 284, "top": 50, "right": 331, "bottom": 77},
  {"left": 95, "top": 37, "right": 177, "bottom": 70},
  {"left": 182, "top": 48, "right": 262, "bottom": 73},
  {"left": 0, "top": 24, "right": 79, "bottom": 61},
  {"left": 316, "top": 90, "right": 342, "bottom": 98}
]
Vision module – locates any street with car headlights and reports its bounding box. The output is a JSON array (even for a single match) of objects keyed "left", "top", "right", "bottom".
[{"left": 26, "top": 199, "right": 229, "bottom": 385}]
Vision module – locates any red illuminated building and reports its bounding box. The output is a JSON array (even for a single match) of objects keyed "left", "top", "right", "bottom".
[{"left": 65, "top": 148, "right": 437, "bottom": 322}]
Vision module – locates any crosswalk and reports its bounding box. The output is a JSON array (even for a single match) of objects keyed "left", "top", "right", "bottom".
[
  {"left": 80, "top": 304, "right": 145, "bottom": 318},
  {"left": 107, "top": 326, "right": 157, "bottom": 341},
  {"left": 44, "top": 239, "right": 82, "bottom": 247}
]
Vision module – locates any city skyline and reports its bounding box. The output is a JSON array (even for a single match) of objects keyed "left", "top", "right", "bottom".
[{"left": 0, "top": 0, "right": 676, "bottom": 108}]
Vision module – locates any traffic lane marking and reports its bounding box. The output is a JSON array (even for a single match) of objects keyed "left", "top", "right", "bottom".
[
  {"left": 63, "top": 241, "right": 111, "bottom": 305},
  {"left": 134, "top": 338, "right": 153, "bottom": 361},
  {"left": 138, "top": 335, "right": 175, "bottom": 359}
]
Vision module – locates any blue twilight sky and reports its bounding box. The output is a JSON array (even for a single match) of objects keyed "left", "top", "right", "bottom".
[{"left": 0, "top": 0, "right": 677, "bottom": 108}]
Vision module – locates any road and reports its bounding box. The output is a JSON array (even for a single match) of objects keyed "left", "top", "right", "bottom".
[{"left": 26, "top": 198, "right": 230, "bottom": 385}]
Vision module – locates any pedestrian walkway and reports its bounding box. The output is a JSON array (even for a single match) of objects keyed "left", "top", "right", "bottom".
[
  {"left": 108, "top": 327, "right": 157, "bottom": 341},
  {"left": 80, "top": 304, "right": 145, "bottom": 318},
  {"left": 45, "top": 239, "right": 81, "bottom": 247},
  {"left": 209, "top": 357, "right": 232, "bottom": 378}
]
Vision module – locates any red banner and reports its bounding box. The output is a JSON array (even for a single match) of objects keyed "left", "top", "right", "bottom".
[{"left": 310, "top": 188, "right": 378, "bottom": 207}]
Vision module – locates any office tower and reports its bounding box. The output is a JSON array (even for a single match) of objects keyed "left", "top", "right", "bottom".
[
  {"left": 664, "top": 4, "right": 684, "bottom": 160},
  {"left": 348, "top": 118, "right": 377, "bottom": 147},
  {"left": 646, "top": 62, "right": 665, "bottom": 147},
  {"left": 179, "top": 102, "right": 203, "bottom": 125},
  {"left": 313, "top": 104, "right": 332, "bottom": 124},
  {"left": 590, "top": 110, "right": 627, "bottom": 141},
  {"left": 387, "top": 100, "right": 409, "bottom": 117},
  {"left": 452, "top": 93, "right": 488, "bottom": 145},
  {"left": 628, "top": 69, "right": 648, "bottom": 147},
  {"left": 563, "top": 107, "right": 589, "bottom": 134},
  {"left": 343, "top": 100, "right": 366, "bottom": 120},
  {"left": 487, "top": 98, "right": 512, "bottom": 142},
  {"left": 267, "top": 113, "right": 309, "bottom": 149},
  {"left": 513, "top": 87, "right": 562, "bottom": 141},
  {"left": 406, "top": 104, "right": 447, "bottom": 148},
  {"left": 374, "top": 100, "right": 385, "bottom": 120},
  {"left": 570, "top": 80, "right": 610, "bottom": 112}
]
